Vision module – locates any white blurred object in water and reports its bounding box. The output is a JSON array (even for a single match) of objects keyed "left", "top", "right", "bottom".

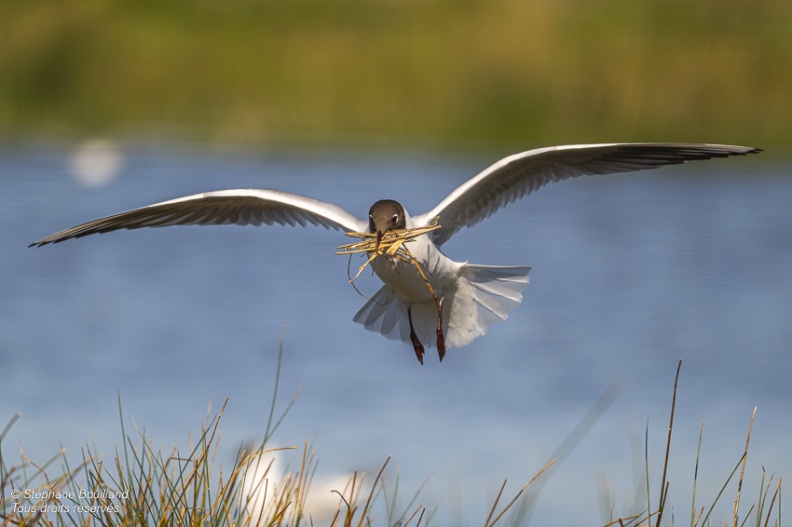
[
  {"left": 69, "top": 139, "right": 123, "bottom": 187},
  {"left": 241, "top": 446, "right": 358, "bottom": 524}
]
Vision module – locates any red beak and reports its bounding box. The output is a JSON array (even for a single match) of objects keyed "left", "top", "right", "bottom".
[{"left": 375, "top": 230, "right": 384, "bottom": 253}]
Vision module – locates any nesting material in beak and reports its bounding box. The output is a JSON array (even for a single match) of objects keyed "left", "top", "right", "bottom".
[{"left": 336, "top": 216, "right": 441, "bottom": 279}]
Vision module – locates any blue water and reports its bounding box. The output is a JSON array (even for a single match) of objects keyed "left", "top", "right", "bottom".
[{"left": 2, "top": 142, "right": 790, "bottom": 525}]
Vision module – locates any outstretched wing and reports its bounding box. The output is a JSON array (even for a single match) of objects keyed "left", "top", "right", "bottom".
[
  {"left": 30, "top": 188, "right": 368, "bottom": 247},
  {"left": 412, "top": 143, "right": 761, "bottom": 246}
]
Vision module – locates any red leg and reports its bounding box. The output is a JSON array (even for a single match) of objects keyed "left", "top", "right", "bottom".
[
  {"left": 408, "top": 307, "right": 424, "bottom": 365},
  {"left": 436, "top": 297, "right": 446, "bottom": 362}
]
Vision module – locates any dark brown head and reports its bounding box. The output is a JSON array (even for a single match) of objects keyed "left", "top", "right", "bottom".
[{"left": 368, "top": 199, "right": 406, "bottom": 251}]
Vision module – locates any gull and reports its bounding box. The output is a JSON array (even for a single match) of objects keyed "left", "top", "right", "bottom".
[{"left": 30, "top": 143, "right": 760, "bottom": 363}]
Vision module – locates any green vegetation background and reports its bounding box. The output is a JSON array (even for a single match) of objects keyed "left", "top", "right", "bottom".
[{"left": 2, "top": 0, "right": 790, "bottom": 151}]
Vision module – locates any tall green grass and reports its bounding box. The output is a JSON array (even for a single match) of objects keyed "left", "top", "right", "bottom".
[
  {"left": 2, "top": 1, "right": 789, "bottom": 150},
  {"left": 1, "top": 353, "right": 782, "bottom": 526}
]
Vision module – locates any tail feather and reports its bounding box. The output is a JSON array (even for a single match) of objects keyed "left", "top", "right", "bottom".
[
  {"left": 460, "top": 264, "right": 531, "bottom": 326},
  {"left": 353, "top": 286, "right": 410, "bottom": 343}
]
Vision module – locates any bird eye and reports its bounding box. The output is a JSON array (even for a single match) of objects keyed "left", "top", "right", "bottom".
[{"left": 392, "top": 214, "right": 399, "bottom": 223}]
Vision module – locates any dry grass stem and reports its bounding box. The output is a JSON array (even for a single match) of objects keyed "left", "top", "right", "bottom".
[
  {"left": 655, "top": 359, "right": 682, "bottom": 527},
  {"left": 336, "top": 217, "right": 441, "bottom": 277},
  {"left": 733, "top": 406, "right": 758, "bottom": 527},
  {"left": 482, "top": 458, "right": 557, "bottom": 527}
]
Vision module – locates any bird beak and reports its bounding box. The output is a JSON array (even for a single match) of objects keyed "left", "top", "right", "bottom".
[{"left": 375, "top": 230, "right": 384, "bottom": 253}]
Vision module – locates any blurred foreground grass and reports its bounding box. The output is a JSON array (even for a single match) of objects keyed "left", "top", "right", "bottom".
[
  {"left": 2, "top": 0, "right": 790, "bottom": 151},
  {"left": 0, "top": 353, "right": 782, "bottom": 526}
]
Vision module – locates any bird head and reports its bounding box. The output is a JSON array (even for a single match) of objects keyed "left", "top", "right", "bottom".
[{"left": 368, "top": 199, "right": 406, "bottom": 252}]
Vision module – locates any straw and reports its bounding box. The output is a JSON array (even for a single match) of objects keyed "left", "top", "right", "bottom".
[{"left": 336, "top": 217, "right": 443, "bottom": 312}]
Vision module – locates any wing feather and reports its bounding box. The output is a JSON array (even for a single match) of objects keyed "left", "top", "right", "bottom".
[
  {"left": 30, "top": 188, "right": 367, "bottom": 247},
  {"left": 413, "top": 143, "right": 761, "bottom": 246}
]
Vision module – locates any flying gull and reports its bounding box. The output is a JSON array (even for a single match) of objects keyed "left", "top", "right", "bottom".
[{"left": 31, "top": 143, "right": 761, "bottom": 363}]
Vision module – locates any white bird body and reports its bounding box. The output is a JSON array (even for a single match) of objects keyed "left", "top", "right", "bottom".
[
  {"left": 30, "top": 143, "right": 760, "bottom": 363},
  {"left": 361, "top": 210, "right": 530, "bottom": 353},
  {"left": 367, "top": 211, "right": 458, "bottom": 304}
]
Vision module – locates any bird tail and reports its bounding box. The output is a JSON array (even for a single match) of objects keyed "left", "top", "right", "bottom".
[
  {"left": 444, "top": 264, "right": 531, "bottom": 347},
  {"left": 352, "top": 264, "right": 531, "bottom": 350},
  {"left": 352, "top": 285, "right": 410, "bottom": 343}
]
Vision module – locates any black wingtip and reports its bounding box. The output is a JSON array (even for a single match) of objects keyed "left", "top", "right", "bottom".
[
  {"left": 725, "top": 146, "right": 763, "bottom": 157},
  {"left": 29, "top": 238, "right": 54, "bottom": 248},
  {"left": 734, "top": 145, "right": 763, "bottom": 155}
]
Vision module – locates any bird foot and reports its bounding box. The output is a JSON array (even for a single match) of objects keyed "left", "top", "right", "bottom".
[
  {"left": 436, "top": 297, "right": 446, "bottom": 362},
  {"left": 410, "top": 331, "right": 425, "bottom": 365},
  {"left": 408, "top": 307, "right": 425, "bottom": 365}
]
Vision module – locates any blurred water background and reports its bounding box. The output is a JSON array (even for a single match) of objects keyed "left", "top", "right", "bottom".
[
  {"left": 3, "top": 144, "right": 790, "bottom": 524},
  {"left": 2, "top": 0, "right": 791, "bottom": 524}
]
